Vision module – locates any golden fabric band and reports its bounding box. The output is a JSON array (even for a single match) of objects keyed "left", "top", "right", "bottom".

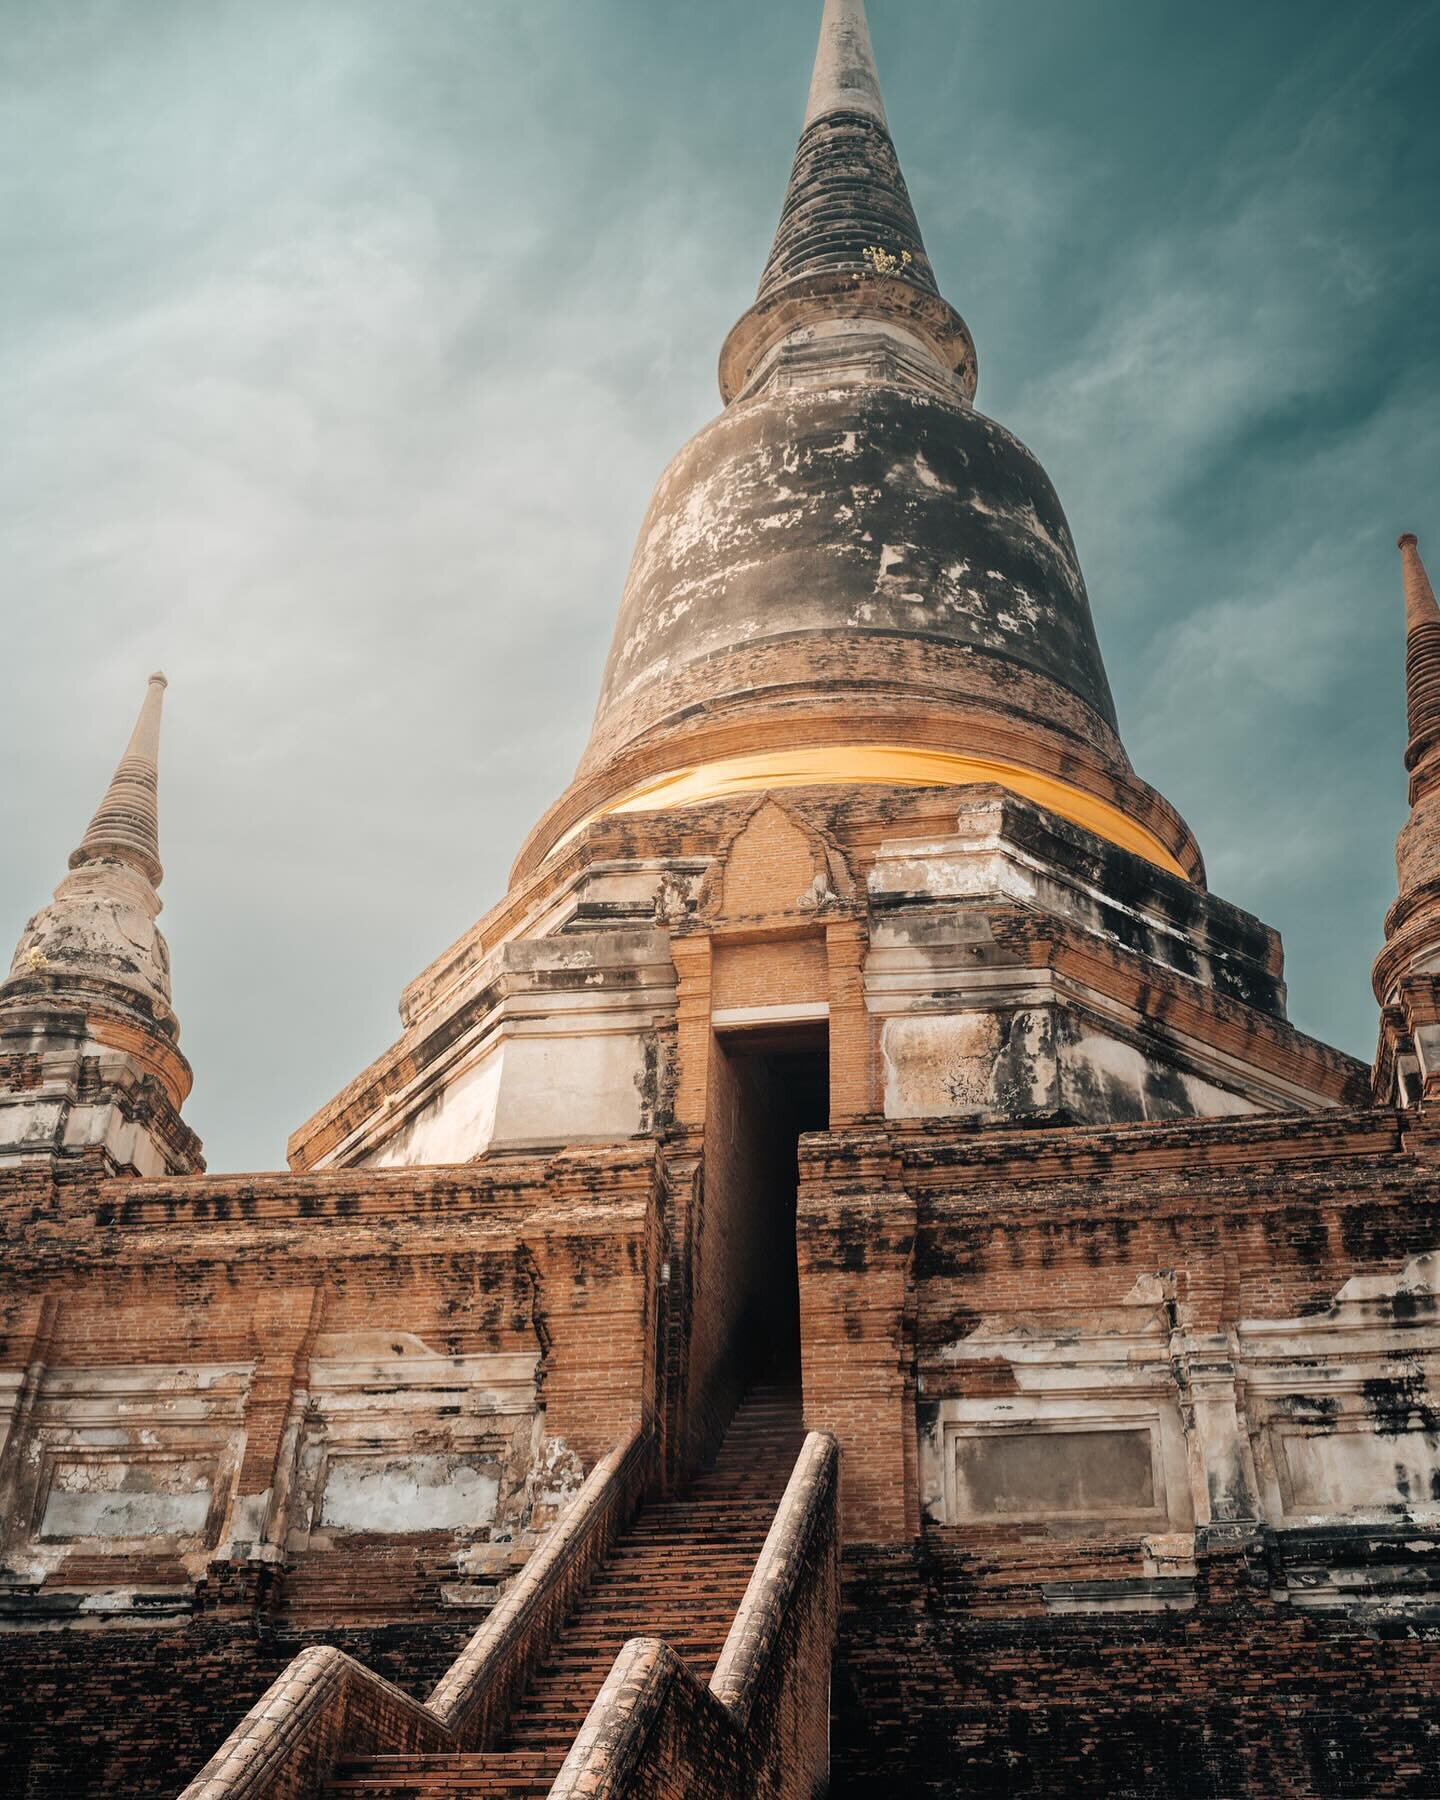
[{"left": 560, "top": 745, "right": 1188, "bottom": 880}]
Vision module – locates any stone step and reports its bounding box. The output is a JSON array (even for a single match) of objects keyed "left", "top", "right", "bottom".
[
  {"left": 580, "top": 1577, "right": 753, "bottom": 1599},
  {"left": 525, "top": 1659, "right": 719, "bottom": 1692},
  {"left": 589, "top": 1550, "right": 760, "bottom": 1569},
  {"left": 541, "top": 1625, "right": 732, "bottom": 1646},
  {"left": 327, "top": 1750, "right": 557, "bottom": 1797},
  {"left": 327, "top": 1783, "right": 552, "bottom": 1797}
]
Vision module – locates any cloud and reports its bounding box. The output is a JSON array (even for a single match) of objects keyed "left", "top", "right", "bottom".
[
  {"left": 983, "top": 6, "right": 1440, "bottom": 1054},
  {"left": 1, "top": 0, "right": 1437, "bottom": 1164}
]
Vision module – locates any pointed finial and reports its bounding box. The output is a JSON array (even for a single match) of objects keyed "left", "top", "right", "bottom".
[
  {"left": 1398, "top": 534, "right": 1440, "bottom": 760},
  {"left": 69, "top": 672, "right": 168, "bottom": 888},
  {"left": 718, "top": 0, "right": 975, "bottom": 405},
  {"left": 805, "top": 0, "right": 887, "bottom": 128},
  {"left": 1400, "top": 533, "right": 1440, "bottom": 634},
  {"left": 761, "top": 0, "right": 928, "bottom": 304}
]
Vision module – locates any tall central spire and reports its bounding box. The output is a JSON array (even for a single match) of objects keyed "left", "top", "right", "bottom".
[
  {"left": 513, "top": 0, "right": 1203, "bottom": 890},
  {"left": 722, "top": 0, "right": 968, "bottom": 405}
]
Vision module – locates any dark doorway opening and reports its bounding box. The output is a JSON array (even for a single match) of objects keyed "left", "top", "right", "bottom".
[{"left": 713, "top": 1022, "right": 829, "bottom": 1391}]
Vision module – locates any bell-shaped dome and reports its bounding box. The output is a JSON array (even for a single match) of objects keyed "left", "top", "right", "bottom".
[{"left": 586, "top": 376, "right": 1122, "bottom": 769}]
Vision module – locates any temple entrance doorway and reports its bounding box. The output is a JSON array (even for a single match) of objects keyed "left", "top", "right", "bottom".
[{"left": 711, "top": 1020, "right": 829, "bottom": 1390}]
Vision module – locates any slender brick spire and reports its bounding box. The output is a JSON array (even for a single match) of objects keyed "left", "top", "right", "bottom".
[
  {"left": 1400, "top": 532, "right": 1439, "bottom": 629},
  {"left": 758, "top": 0, "right": 937, "bottom": 304},
  {"left": 1389, "top": 532, "right": 1440, "bottom": 920},
  {"left": 0, "top": 671, "right": 201, "bottom": 1172},
  {"left": 1372, "top": 534, "right": 1440, "bottom": 1104},
  {"left": 3, "top": 670, "right": 176, "bottom": 1023},
  {"left": 71, "top": 671, "right": 167, "bottom": 888},
  {"left": 1400, "top": 535, "right": 1440, "bottom": 762}
]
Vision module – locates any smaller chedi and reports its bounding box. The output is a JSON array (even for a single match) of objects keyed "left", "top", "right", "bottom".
[
  {"left": 1374, "top": 533, "right": 1440, "bottom": 1104},
  {"left": 0, "top": 672, "right": 202, "bottom": 1178}
]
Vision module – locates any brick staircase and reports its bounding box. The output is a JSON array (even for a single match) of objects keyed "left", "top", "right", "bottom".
[{"left": 324, "top": 1382, "right": 806, "bottom": 1798}]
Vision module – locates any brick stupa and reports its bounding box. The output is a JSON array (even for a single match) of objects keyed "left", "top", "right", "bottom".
[{"left": 3, "top": 5, "right": 1439, "bottom": 1797}]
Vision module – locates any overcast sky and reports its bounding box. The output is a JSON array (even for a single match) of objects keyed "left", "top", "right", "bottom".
[{"left": 3, "top": 0, "right": 1438, "bottom": 1172}]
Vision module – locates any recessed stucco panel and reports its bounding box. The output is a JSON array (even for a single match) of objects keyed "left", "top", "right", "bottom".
[
  {"left": 318, "top": 1455, "right": 501, "bottom": 1534},
  {"left": 882, "top": 1010, "right": 1055, "bottom": 1119},
  {"left": 1064, "top": 1030, "right": 1260, "bottom": 1125},
  {"left": 1276, "top": 1428, "right": 1440, "bottom": 1517},
  {"left": 39, "top": 1459, "right": 215, "bottom": 1542},
  {"left": 490, "top": 1032, "right": 651, "bottom": 1146},
  {"left": 952, "top": 1428, "right": 1158, "bottom": 1522},
  {"left": 368, "top": 1044, "right": 503, "bottom": 1168},
  {"left": 0, "top": 1099, "right": 65, "bottom": 1148}
]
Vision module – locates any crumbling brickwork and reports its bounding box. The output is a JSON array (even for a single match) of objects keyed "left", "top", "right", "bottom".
[
  {"left": 0, "top": 1623, "right": 471, "bottom": 1799},
  {"left": 0, "top": 1148, "right": 664, "bottom": 1796},
  {"left": 800, "top": 1106, "right": 1440, "bottom": 1796},
  {"left": 833, "top": 1545, "right": 1440, "bottom": 1797}
]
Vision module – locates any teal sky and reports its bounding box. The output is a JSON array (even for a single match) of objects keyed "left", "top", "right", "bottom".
[{"left": 2, "top": 0, "right": 1438, "bottom": 1171}]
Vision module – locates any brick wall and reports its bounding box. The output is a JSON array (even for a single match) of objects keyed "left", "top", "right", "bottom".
[
  {"left": 832, "top": 1543, "right": 1440, "bottom": 1798},
  {"left": 0, "top": 1621, "right": 471, "bottom": 1800},
  {"left": 797, "top": 1109, "right": 1437, "bottom": 1543},
  {"left": 0, "top": 1146, "right": 663, "bottom": 1799},
  {"left": 800, "top": 1107, "right": 1440, "bottom": 1796}
]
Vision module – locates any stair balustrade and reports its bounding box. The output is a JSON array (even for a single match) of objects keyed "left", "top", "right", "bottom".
[
  {"left": 181, "top": 1389, "right": 838, "bottom": 1800},
  {"left": 551, "top": 1426, "right": 839, "bottom": 1800},
  {"left": 177, "top": 1426, "right": 655, "bottom": 1800}
]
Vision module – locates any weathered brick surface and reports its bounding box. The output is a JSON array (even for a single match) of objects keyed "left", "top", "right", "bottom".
[
  {"left": 796, "top": 1106, "right": 1440, "bottom": 1797},
  {"left": 0, "top": 1147, "right": 663, "bottom": 1798},
  {"left": 825, "top": 919, "right": 872, "bottom": 1125},
  {"left": 797, "top": 1109, "right": 1433, "bottom": 1538},
  {"left": 0, "top": 1623, "right": 471, "bottom": 1800},
  {"left": 831, "top": 1542, "right": 1440, "bottom": 1797},
  {"left": 0, "top": 785, "right": 1428, "bottom": 1800}
]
